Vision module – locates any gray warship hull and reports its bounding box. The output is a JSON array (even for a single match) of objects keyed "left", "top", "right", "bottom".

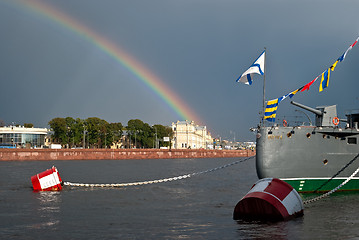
[{"left": 256, "top": 102, "right": 359, "bottom": 192}]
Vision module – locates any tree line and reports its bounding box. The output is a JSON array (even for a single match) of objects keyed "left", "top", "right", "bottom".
[{"left": 48, "top": 117, "right": 173, "bottom": 149}]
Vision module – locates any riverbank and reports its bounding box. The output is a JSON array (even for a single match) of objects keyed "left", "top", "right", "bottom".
[{"left": 0, "top": 149, "right": 255, "bottom": 161}]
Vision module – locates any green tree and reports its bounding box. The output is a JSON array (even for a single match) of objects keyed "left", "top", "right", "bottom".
[
  {"left": 107, "top": 122, "right": 123, "bottom": 148},
  {"left": 153, "top": 124, "right": 173, "bottom": 148},
  {"left": 126, "top": 120, "right": 173, "bottom": 148},
  {"left": 48, "top": 118, "right": 67, "bottom": 144},
  {"left": 66, "top": 118, "right": 85, "bottom": 148},
  {"left": 140, "top": 122, "right": 153, "bottom": 148},
  {"left": 127, "top": 119, "right": 153, "bottom": 148},
  {"left": 65, "top": 117, "right": 76, "bottom": 147},
  {"left": 127, "top": 119, "right": 143, "bottom": 148},
  {"left": 85, "top": 117, "right": 106, "bottom": 148},
  {"left": 74, "top": 118, "right": 86, "bottom": 147},
  {"left": 49, "top": 117, "right": 124, "bottom": 148},
  {"left": 49, "top": 116, "right": 177, "bottom": 149}
]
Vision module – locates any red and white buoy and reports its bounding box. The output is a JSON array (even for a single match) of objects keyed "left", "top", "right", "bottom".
[
  {"left": 31, "top": 166, "right": 63, "bottom": 191},
  {"left": 233, "top": 178, "right": 303, "bottom": 222}
]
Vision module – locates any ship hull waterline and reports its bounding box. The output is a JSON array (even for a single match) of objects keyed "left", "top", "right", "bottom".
[{"left": 256, "top": 126, "right": 359, "bottom": 193}]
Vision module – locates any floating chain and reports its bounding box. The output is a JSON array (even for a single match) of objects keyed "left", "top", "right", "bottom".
[{"left": 63, "top": 156, "right": 255, "bottom": 188}]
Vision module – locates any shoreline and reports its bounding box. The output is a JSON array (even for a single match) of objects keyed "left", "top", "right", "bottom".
[{"left": 0, "top": 149, "right": 255, "bottom": 161}]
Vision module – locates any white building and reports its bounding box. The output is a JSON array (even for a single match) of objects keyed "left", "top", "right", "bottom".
[
  {"left": 171, "top": 120, "right": 213, "bottom": 149},
  {"left": 0, "top": 126, "right": 49, "bottom": 148}
]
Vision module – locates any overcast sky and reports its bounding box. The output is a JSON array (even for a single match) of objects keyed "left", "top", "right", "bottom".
[{"left": 1, "top": 0, "right": 358, "bottom": 141}]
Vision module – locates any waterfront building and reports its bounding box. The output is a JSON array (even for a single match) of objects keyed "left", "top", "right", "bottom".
[
  {"left": 0, "top": 126, "right": 49, "bottom": 148},
  {"left": 171, "top": 120, "right": 213, "bottom": 149}
]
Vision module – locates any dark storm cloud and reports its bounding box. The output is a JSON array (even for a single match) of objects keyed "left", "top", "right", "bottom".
[{"left": 1, "top": 0, "right": 358, "bottom": 141}]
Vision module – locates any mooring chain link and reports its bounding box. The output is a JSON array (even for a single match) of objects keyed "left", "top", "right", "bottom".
[
  {"left": 304, "top": 153, "right": 359, "bottom": 205},
  {"left": 313, "top": 153, "right": 359, "bottom": 192},
  {"left": 63, "top": 156, "right": 255, "bottom": 188},
  {"left": 303, "top": 165, "right": 359, "bottom": 205}
]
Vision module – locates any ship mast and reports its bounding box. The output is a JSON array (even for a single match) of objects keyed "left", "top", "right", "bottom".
[{"left": 262, "top": 47, "right": 266, "bottom": 127}]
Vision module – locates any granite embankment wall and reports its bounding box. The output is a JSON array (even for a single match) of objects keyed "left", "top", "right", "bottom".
[{"left": 0, "top": 149, "right": 255, "bottom": 161}]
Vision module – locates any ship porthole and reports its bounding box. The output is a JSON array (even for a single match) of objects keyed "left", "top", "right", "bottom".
[
  {"left": 323, "top": 159, "right": 328, "bottom": 165},
  {"left": 306, "top": 133, "right": 311, "bottom": 138},
  {"left": 287, "top": 132, "right": 292, "bottom": 138}
]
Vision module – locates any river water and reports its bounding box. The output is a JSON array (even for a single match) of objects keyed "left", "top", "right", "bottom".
[{"left": 1, "top": 157, "right": 359, "bottom": 239}]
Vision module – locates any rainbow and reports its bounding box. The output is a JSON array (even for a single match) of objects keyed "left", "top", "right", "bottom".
[{"left": 12, "top": 0, "right": 202, "bottom": 124}]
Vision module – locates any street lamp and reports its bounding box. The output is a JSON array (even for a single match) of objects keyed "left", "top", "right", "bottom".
[
  {"left": 105, "top": 132, "right": 107, "bottom": 149},
  {"left": 154, "top": 126, "right": 158, "bottom": 149},
  {"left": 83, "top": 126, "right": 87, "bottom": 149}
]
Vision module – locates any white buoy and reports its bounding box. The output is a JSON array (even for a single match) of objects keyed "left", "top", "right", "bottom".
[{"left": 234, "top": 178, "right": 304, "bottom": 221}]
